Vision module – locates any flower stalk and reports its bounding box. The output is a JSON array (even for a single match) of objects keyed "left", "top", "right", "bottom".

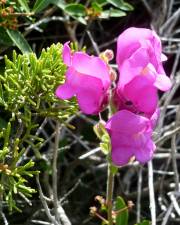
[{"left": 106, "top": 163, "right": 114, "bottom": 225}]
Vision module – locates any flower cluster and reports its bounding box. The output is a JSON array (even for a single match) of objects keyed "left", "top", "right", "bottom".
[{"left": 56, "top": 27, "right": 172, "bottom": 166}]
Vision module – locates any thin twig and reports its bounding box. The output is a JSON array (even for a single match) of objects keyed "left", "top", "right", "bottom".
[
  {"left": 137, "top": 166, "right": 142, "bottom": 223},
  {"left": 36, "top": 175, "right": 59, "bottom": 225},
  {"left": 0, "top": 211, "right": 8, "bottom": 225},
  {"left": 53, "top": 122, "right": 60, "bottom": 222},
  {"left": 161, "top": 203, "right": 173, "bottom": 225},
  {"left": 148, "top": 161, "right": 156, "bottom": 225},
  {"left": 106, "top": 164, "right": 114, "bottom": 225},
  {"left": 57, "top": 206, "right": 71, "bottom": 225}
]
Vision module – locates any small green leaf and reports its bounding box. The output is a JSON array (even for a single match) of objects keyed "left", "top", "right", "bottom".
[
  {"left": 110, "top": 164, "right": 118, "bottom": 175},
  {"left": 91, "top": 2, "right": 102, "bottom": 13},
  {"left": 100, "top": 9, "right": 126, "bottom": 18},
  {"left": 65, "top": 3, "right": 86, "bottom": 17},
  {"left": 51, "top": 0, "right": 66, "bottom": 10},
  {"left": 18, "top": 0, "right": 30, "bottom": 12},
  {"left": 106, "top": 0, "right": 134, "bottom": 11},
  {"left": 95, "top": 0, "right": 107, "bottom": 6},
  {"left": 73, "top": 16, "right": 87, "bottom": 25},
  {"left": 115, "top": 196, "right": 128, "bottom": 225},
  {"left": 6, "top": 29, "right": 32, "bottom": 54},
  {"left": 0, "top": 27, "right": 13, "bottom": 46},
  {"left": 135, "top": 220, "right": 151, "bottom": 225},
  {"left": 33, "top": 0, "right": 51, "bottom": 13}
]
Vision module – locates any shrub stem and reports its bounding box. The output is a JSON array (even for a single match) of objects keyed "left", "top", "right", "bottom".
[{"left": 106, "top": 163, "right": 114, "bottom": 225}]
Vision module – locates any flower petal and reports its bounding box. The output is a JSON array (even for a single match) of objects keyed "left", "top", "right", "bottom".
[
  {"left": 105, "top": 110, "right": 149, "bottom": 134},
  {"left": 154, "top": 74, "right": 172, "bottom": 91},
  {"left": 124, "top": 76, "right": 158, "bottom": 116},
  {"left": 76, "top": 75, "right": 104, "bottom": 114},
  {"left": 134, "top": 139, "right": 156, "bottom": 163},
  {"left": 72, "top": 52, "right": 110, "bottom": 87},
  {"left": 116, "top": 27, "right": 153, "bottom": 66},
  {"left": 63, "top": 42, "right": 71, "bottom": 66},
  {"left": 55, "top": 83, "right": 74, "bottom": 99},
  {"left": 111, "top": 134, "right": 134, "bottom": 166}
]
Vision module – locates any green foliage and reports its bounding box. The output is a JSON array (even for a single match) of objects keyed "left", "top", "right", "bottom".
[
  {"left": 17, "top": 0, "right": 30, "bottom": 12},
  {"left": 6, "top": 29, "right": 32, "bottom": 54},
  {"left": 135, "top": 220, "right": 151, "bottom": 225},
  {"left": 0, "top": 43, "right": 77, "bottom": 119},
  {"left": 0, "top": 0, "right": 133, "bottom": 50},
  {"left": 115, "top": 196, "right": 128, "bottom": 225},
  {"left": 64, "top": 3, "right": 86, "bottom": 17},
  {"left": 0, "top": 43, "right": 77, "bottom": 211}
]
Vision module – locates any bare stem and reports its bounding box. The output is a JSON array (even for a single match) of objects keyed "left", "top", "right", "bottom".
[
  {"left": 53, "top": 122, "right": 60, "bottom": 222},
  {"left": 106, "top": 163, "right": 114, "bottom": 225}
]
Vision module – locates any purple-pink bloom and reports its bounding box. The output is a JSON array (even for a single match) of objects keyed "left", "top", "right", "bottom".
[
  {"left": 115, "top": 27, "right": 172, "bottom": 116},
  {"left": 56, "top": 43, "right": 111, "bottom": 115},
  {"left": 105, "top": 110, "right": 156, "bottom": 166}
]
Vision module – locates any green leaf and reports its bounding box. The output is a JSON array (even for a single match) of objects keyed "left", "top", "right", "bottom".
[
  {"left": 115, "top": 196, "right": 128, "bottom": 225},
  {"left": 0, "top": 117, "right": 7, "bottom": 129},
  {"left": 64, "top": 3, "right": 86, "bottom": 17},
  {"left": 33, "top": 0, "right": 51, "bottom": 13},
  {"left": 110, "top": 164, "right": 118, "bottom": 175},
  {"left": 51, "top": 0, "right": 66, "bottom": 10},
  {"left": 91, "top": 2, "right": 103, "bottom": 13},
  {"left": 135, "top": 220, "right": 151, "bottom": 225},
  {"left": 95, "top": 0, "right": 107, "bottom": 6},
  {"left": 100, "top": 9, "right": 126, "bottom": 18},
  {"left": 106, "top": 0, "right": 134, "bottom": 11},
  {"left": 6, "top": 29, "right": 32, "bottom": 54},
  {"left": 17, "top": 0, "right": 30, "bottom": 12},
  {"left": 0, "top": 27, "right": 13, "bottom": 46}
]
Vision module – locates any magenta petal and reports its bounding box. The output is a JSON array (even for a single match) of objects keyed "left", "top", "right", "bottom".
[
  {"left": 124, "top": 76, "right": 158, "bottom": 115},
  {"left": 161, "top": 53, "right": 167, "bottom": 62},
  {"left": 135, "top": 139, "right": 156, "bottom": 163},
  {"left": 55, "top": 83, "right": 74, "bottom": 100},
  {"left": 63, "top": 42, "right": 71, "bottom": 66},
  {"left": 116, "top": 28, "right": 152, "bottom": 65},
  {"left": 105, "top": 110, "right": 149, "bottom": 135},
  {"left": 154, "top": 74, "right": 172, "bottom": 91},
  {"left": 118, "top": 48, "right": 155, "bottom": 89},
  {"left": 112, "top": 146, "right": 133, "bottom": 166},
  {"left": 150, "top": 107, "right": 160, "bottom": 128},
  {"left": 76, "top": 76, "right": 104, "bottom": 114},
  {"left": 72, "top": 52, "right": 110, "bottom": 87},
  {"left": 111, "top": 134, "right": 134, "bottom": 166}
]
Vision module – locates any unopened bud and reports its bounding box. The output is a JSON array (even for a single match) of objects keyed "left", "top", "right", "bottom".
[
  {"left": 95, "top": 195, "right": 105, "bottom": 205},
  {"left": 110, "top": 69, "right": 117, "bottom": 82},
  {"left": 90, "top": 206, "right": 97, "bottom": 216},
  {"left": 104, "top": 49, "right": 114, "bottom": 61},
  {"left": 1, "top": 0, "right": 7, "bottom": 4},
  {"left": 127, "top": 201, "right": 134, "bottom": 209},
  {"left": 99, "top": 49, "right": 114, "bottom": 63},
  {"left": 93, "top": 121, "right": 106, "bottom": 139},
  {"left": 1, "top": 10, "right": 7, "bottom": 17},
  {"left": 7, "top": 6, "right": 14, "bottom": 13}
]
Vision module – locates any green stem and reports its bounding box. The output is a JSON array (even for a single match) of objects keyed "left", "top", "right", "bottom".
[{"left": 106, "top": 163, "right": 114, "bottom": 225}]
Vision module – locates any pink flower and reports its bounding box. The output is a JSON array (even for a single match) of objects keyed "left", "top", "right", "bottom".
[
  {"left": 105, "top": 110, "right": 156, "bottom": 166},
  {"left": 56, "top": 43, "right": 111, "bottom": 115},
  {"left": 115, "top": 27, "right": 172, "bottom": 116}
]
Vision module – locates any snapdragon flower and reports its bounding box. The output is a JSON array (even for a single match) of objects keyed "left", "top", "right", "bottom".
[
  {"left": 56, "top": 43, "right": 111, "bottom": 115},
  {"left": 105, "top": 110, "right": 156, "bottom": 166},
  {"left": 115, "top": 27, "right": 172, "bottom": 116}
]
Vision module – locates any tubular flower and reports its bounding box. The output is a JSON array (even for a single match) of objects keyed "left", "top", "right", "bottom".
[
  {"left": 115, "top": 27, "right": 172, "bottom": 116},
  {"left": 56, "top": 42, "right": 111, "bottom": 115},
  {"left": 105, "top": 110, "right": 156, "bottom": 166}
]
